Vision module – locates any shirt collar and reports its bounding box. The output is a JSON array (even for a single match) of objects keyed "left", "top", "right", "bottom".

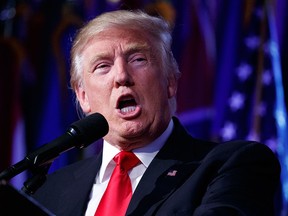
[{"left": 99, "top": 119, "right": 174, "bottom": 182}]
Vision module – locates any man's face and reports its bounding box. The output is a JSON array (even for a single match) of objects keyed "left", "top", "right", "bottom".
[{"left": 75, "top": 27, "right": 177, "bottom": 150}]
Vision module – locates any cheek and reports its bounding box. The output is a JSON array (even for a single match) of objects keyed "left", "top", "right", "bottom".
[
  {"left": 141, "top": 75, "right": 168, "bottom": 103},
  {"left": 84, "top": 78, "right": 113, "bottom": 111}
]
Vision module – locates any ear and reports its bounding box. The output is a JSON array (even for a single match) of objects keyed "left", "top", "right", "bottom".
[
  {"left": 75, "top": 84, "right": 91, "bottom": 114},
  {"left": 167, "top": 74, "right": 178, "bottom": 98}
]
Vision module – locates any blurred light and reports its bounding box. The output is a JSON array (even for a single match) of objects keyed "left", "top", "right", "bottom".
[
  {"left": 107, "top": 0, "right": 121, "bottom": 3},
  {"left": 0, "top": 7, "right": 16, "bottom": 21}
]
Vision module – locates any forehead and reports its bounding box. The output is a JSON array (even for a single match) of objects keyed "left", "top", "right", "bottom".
[{"left": 83, "top": 27, "right": 155, "bottom": 52}]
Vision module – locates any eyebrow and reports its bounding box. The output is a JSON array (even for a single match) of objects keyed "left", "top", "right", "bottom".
[{"left": 123, "top": 43, "right": 151, "bottom": 56}]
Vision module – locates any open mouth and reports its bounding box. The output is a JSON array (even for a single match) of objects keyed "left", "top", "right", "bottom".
[{"left": 117, "top": 96, "right": 138, "bottom": 114}]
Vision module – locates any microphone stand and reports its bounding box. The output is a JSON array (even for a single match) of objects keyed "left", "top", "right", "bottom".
[
  {"left": 21, "top": 163, "right": 51, "bottom": 195},
  {"left": 0, "top": 151, "right": 58, "bottom": 195},
  {"left": 0, "top": 155, "right": 54, "bottom": 195}
]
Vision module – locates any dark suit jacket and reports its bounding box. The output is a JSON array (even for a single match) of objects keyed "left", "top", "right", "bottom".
[{"left": 32, "top": 117, "right": 280, "bottom": 216}]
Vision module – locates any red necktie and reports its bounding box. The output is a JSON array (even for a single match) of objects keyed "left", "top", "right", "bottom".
[{"left": 95, "top": 151, "right": 140, "bottom": 216}]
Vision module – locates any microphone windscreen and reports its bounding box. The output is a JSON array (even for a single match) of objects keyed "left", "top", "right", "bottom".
[{"left": 70, "top": 113, "right": 109, "bottom": 147}]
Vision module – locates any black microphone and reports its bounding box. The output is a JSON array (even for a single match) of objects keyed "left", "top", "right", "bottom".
[{"left": 0, "top": 112, "right": 109, "bottom": 181}]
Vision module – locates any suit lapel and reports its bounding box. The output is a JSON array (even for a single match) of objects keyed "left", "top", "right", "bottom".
[{"left": 126, "top": 118, "right": 204, "bottom": 216}]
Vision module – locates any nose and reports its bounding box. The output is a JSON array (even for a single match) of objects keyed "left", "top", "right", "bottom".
[{"left": 114, "top": 59, "right": 134, "bottom": 87}]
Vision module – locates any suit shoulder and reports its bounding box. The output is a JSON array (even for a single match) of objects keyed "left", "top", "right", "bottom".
[
  {"left": 204, "top": 140, "right": 280, "bottom": 170},
  {"left": 210, "top": 140, "right": 276, "bottom": 156}
]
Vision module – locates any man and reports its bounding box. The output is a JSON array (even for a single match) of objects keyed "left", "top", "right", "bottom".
[{"left": 32, "top": 10, "right": 280, "bottom": 216}]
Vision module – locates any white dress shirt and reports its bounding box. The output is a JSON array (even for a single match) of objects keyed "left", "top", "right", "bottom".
[{"left": 85, "top": 120, "right": 174, "bottom": 216}]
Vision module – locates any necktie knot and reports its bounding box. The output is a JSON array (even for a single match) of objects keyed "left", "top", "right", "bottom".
[{"left": 114, "top": 151, "right": 140, "bottom": 172}]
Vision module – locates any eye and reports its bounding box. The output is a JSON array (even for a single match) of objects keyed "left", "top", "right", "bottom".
[
  {"left": 134, "top": 57, "right": 146, "bottom": 62},
  {"left": 93, "top": 62, "right": 111, "bottom": 74},
  {"left": 129, "top": 54, "right": 148, "bottom": 66}
]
